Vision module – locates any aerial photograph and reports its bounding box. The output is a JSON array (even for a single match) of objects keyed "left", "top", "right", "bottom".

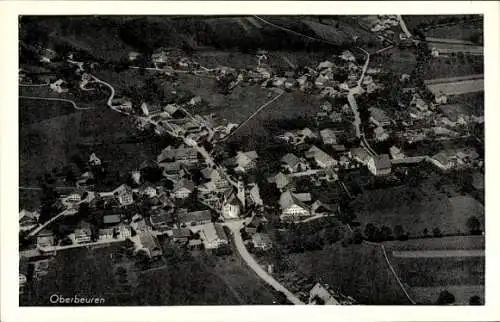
[{"left": 18, "top": 15, "right": 484, "bottom": 306}]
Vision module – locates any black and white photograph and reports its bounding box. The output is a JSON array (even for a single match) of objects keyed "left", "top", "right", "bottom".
[{"left": 2, "top": 1, "right": 498, "bottom": 319}]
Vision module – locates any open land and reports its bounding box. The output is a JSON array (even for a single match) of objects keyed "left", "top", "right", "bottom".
[
  {"left": 287, "top": 243, "right": 411, "bottom": 304},
  {"left": 383, "top": 236, "right": 484, "bottom": 305}
]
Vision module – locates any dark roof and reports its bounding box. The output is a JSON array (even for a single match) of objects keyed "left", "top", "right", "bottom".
[
  {"left": 374, "top": 154, "right": 391, "bottom": 170},
  {"left": 172, "top": 228, "right": 191, "bottom": 238},
  {"left": 173, "top": 179, "right": 196, "bottom": 192},
  {"left": 214, "top": 224, "right": 229, "bottom": 242},
  {"left": 179, "top": 210, "right": 212, "bottom": 224},
  {"left": 281, "top": 153, "right": 302, "bottom": 168}
]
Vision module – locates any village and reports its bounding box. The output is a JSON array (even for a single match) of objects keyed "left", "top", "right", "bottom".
[{"left": 18, "top": 14, "right": 485, "bottom": 306}]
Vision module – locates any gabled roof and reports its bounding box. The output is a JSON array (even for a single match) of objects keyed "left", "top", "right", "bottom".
[
  {"left": 279, "top": 190, "right": 309, "bottom": 211},
  {"left": 350, "top": 148, "right": 371, "bottom": 162},
  {"left": 172, "top": 228, "right": 191, "bottom": 238},
  {"left": 113, "top": 184, "right": 132, "bottom": 196},
  {"left": 373, "top": 154, "right": 391, "bottom": 170},
  {"left": 173, "top": 179, "right": 195, "bottom": 192},
  {"left": 309, "top": 283, "right": 340, "bottom": 305},
  {"left": 236, "top": 151, "right": 259, "bottom": 166},
  {"left": 281, "top": 153, "right": 302, "bottom": 168},
  {"left": 307, "top": 145, "right": 335, "bottom": 165},
  {"left": 275, "top": 172, "right": 290, "bottom": 189},
  {"left": 179, "top": 210, "right": 212, "bottom": 224}
]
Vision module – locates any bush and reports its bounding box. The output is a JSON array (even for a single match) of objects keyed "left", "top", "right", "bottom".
[{"left": 436, "top": 290, "right": 455, "bottom": 305}]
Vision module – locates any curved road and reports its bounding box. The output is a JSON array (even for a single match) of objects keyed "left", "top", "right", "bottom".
[
  {"left": 397, "top": 15, "right": 412, "bottom": 39},
  {"left": 19, "top": 95, "right": 93, "bottom": 111},
  {"left": 227, "top": 224, "right": 305, "bottom": 305}
]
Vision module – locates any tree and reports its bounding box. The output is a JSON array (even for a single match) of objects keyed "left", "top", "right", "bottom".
[
  {"left": 352, "top": 228, "right": 363, "bottom": 244},
  {"left": 468, "top": 295, "right": 481, "bottom": 305},
  {"left": 380, "top": 226, "right": 393, "bottom": 241},
  {"left": 433, "top": 227, "right": 443, "bottom": 238},
  {"left": 394, "top": 225, "right": 405, "bottom": 240},
  {"left": 466, "top": 216, "right": 482, "bottom": 235},
  {"left": 436, "top": 290, "right": 455, "bottom": 305},
  {"left": 364, "top": 223, "right": 379, "bottom": 242}
]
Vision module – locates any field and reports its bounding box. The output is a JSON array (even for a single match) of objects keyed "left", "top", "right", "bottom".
[
  {"left": 370, "top": 47, "right": 417, "bottom": 74},
  {"left": 19, "top": 101, "right": 161, "bottom": 187},
  {"left": 25, "top": 242, "right": 130, "bottom": 305},
  {"left": 351, "top": 179, "right": 484, "bottom": 237},
  {"left": 426, "top": 79, "right": 484, "bottom": 96},
  {"left": 421, "top": 56, "right": 484, "bottom": 79},
  {"left": 383, "top": 236, "right": 484, "bottom": 305},
  {"left": 286, "top": 243, "right": 411, "bottom": 304}
]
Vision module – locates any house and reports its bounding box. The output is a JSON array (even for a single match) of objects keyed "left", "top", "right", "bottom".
[
  {"left": 50, "top": 79, "right": 69, "bottom": 93},
  {"left": 200, "top": 223, "right": 229, "bottom": 250},
  {"left": 340, "top": 50, "right": 356, "bottom": 62},
  {"left": 350, "top": 147, "right": 371, "bottom": 165},
  {"left": 188, "top": 239, "right": 203, "bottom": 250},
  {"left": 270, "top": 172, "right": 291, "bottom": 191},
  {"left": 113, "top": 184, "right": 134, "bottom": 206},
  {"left": 89, "top": 152, "right": 102, "bottom": 166},
  {"left": 279, "top": 190, "right": 311, "bottom": 221},
  {"left": 128, "top": 51, "right": 141, "bottom": 61},
  {"left": 172, "top": 228, "right": 192, "bottom": 244},
  {"left": 157, "top": 145, "right": 199, "bottom": 165},
  {"left": 98, "top": 228, "right": 114, "bottom": 240},
  {"left": 178, "top": 210, "right": 212, "bottom": 227},
  {"left": 317, "top": 60, "right": 334, "bottom": 70},
  {"left": 306, "top": 145, "right": 337, "bottom": 168},
  {"left": 172, "top": 179, "right": 195, "bottom": 199},
  {"left": 369, "top": 107, "right": 392, "bottom": 127},
  {"left": 139, "top": 230, "right": 163, "bottom": 258},
  {"left": 40, "top": 48, "right": 57, "bottom": 63},
  {"left": 299, "top": 128, "right": 317, "bottom": 140},
  {"left": 245, "top": 213, "right": 268, "bottom": 234},
  {"left": 252, "top": 233, "right": 273, "bottom": 251},
  {"left": 281, "top": 153, "right": 308, "bottom": 173},
  {"left": 429, "top": 151, "right": 457, "bottom": 171},
  {"left": 367, "top": 154, "right": 392, "bottom": 176},
  {"left": 320, "top": 129, "right": 337, "bottom": 145},
  {"left": 472, "top": 172, "right": 484, "bottom": 191},
  {"left": 149, "top": 208, "right": 173, "bottom": 230},
  {"left": 222, "top": 189, "right": 243, "bottom": 219},
  {"left": 311, "top": 200, "right": 334, "bottom": 215},
  {"left": 19, "top": 209, "right": 39, "bottom": 232},
  {"left": 374, "top": 127, "right": 389, "bottom": 141},
  {"left": 103, "top": 214, "right": 122, "bottom": 226},
  {"left": 200, "top": 167, "right": 229, "bottom": 191},
  {"left": 74, "top": 222, "right": 92, "bottom": 244},
  {"left": 139, "top": 186, "right": 157, "bottom": 198},
  {"left": 36, "top": 229, "right": 55, "bottom": 248},
  {"left": 140, "top": 102, "right": 149, "bottom": 116},
  {"left": 309, "top": 283, "right": 340, "bottom": 305},
  {"left": 248, "top": 184, "right": 264, "bottom": 207},
  {"left": 389, "top": 146, "right": 405, "bottom": 159},
  {"left": 235, "top": 151, "right": 259, "bottom": 172}
]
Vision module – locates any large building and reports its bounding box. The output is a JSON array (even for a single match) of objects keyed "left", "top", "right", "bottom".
[{"left": 279, "top": 190, "right": 311, "bottom": 222}]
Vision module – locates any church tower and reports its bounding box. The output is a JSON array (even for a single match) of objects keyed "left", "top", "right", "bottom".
[{"left": 237, "top": 178, "right": 246, "bottom": 211}]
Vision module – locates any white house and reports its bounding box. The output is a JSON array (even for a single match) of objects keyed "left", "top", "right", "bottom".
[
  {"left": 367, "top": 154, "right": 392, "bottom": 176},
  {"left": 320, "top": 129, "right": 337, "bottom": 145},
  {"left": 113, "top": 184, "right": 134, "bottom": 206},
  {"left": 235, "top": 151, "right": 258, "bottom": 172},
  {"left": 309, "top": 283, "right": 340, "bottom": 305},
  {"left": 252, "top": 233, "right": 273, "bottom": 251},
  {"left": 172, "top": 179, "right": 195, "bottom": 199},
  {"left": 279, "top": 190, "right": 311, "bottom": 222},
  {"left": 306, "top": 146, "right": 337, "bottom": 168},
  {"left": 89, "top": 152, "right": 102, "bottom": 166},
  {"left": 281, "top": 153, "right": 308, "bottom": 173}
]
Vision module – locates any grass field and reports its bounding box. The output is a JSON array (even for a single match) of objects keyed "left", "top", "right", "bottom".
[
  {"left": 371, "top": 47, "right": 417, "bottom": 74},
  {"left": 287, "top": 243, "right": 411, "bottom": 304},
  {"left": 351, "top": 183, "right": 484, "bottom": 237},
  {"left": 26, "top": 242, "right": 129, "bottom": 306},
  {"left": 383, "top": 236, "right": 484, "bottom": 305}
]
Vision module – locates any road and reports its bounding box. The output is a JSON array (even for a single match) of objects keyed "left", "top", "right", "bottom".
[
  {"left": 26, "top": 208, "right": 78, "bottom": 238},
  {"left": 19, "top": 95, "right": 94, "bottom": 111},
  {"left": 226, "top": 223, "right": 305, "bottom": 305},
  {"left": 397, "top": 15, "right": 412, "bottom": 39},
  {"left": 392, "top": 249, "right": 484, "bottom": 258}
]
